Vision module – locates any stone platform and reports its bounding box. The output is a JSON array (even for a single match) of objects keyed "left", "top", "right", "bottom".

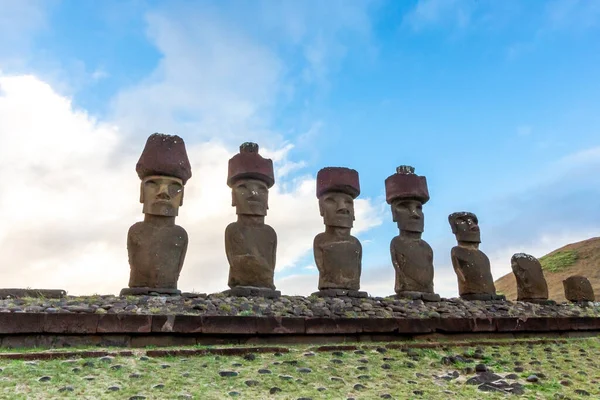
[{"left": 0, "top": 294, "right": 598, "bottom": 348}]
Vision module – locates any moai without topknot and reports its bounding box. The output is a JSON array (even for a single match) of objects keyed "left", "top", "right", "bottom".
[
  {"left": 312, "top": 167, "right": 367, "bottom": 298},
  {"left": 563, "top": 275, "right": 595, "bottom": 302},
  {"left": 223, "top": 143, "right": 280, "bottom": 298},
  {"left": 385, "top": 166, "right": 440, "bottom": 301},
  {"left": 121, "top": 133, "right": 192, "bottom": 296},
  {"left": 511, "top": 253, "right": 552, "bottom": 304},
  {"left": 448, "top": 212, "right": 505, "bottom": 301}
]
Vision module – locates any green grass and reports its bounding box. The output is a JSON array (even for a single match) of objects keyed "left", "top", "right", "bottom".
[
  {"left": 539, "top": 250, "right": 579, "bottom": 272},
  {"left": 0, "top": 338, "right": 599, "bottom": 399}
]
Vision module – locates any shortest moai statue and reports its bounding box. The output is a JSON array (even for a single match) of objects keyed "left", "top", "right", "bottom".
[
  {"left": 312, "top": 167, "right": 367, "bottom": 298},
  {"left": 223, "top": 142, "right": 280, "bottom": 298},
  {"left": 385, "top": 166, "right": 440, "bottom": 302},
  {"left": 449, "top": 212, "right": 504, "bottom": 301},
  {"left": 121, "top": 133, "right": 192, "bottom": 296},
  {"left": 511, "top": 253, "right": 552, "bottom": 304},
  {"left": 563, "top": 275, "right": 595, "bottom": 302}
]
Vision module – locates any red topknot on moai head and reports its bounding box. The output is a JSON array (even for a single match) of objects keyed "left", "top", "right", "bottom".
[
  {"left": 316, "top": 167, "right": 360, "bottom": 199},
  {"left": 384, "top": 165, "right": 429, "bottom": 205},
  {"left": 227, "top": 142, "right": 275, "bottom": 188},
  {"left": 136, "top": 133, "right": 192, "bottom": 184}
]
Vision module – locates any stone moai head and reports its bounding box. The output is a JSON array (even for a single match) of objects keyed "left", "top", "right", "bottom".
[
  {"left": 227, "top": 142, "right": 274, "bottom": 216},
  {"left": 316, "top": 167, "right": 360, "bottom": 228},
  {"left": 448, "top": 211, "right": 481, "bottom": 243},
  {"left": 385, "top": 166, "right": 430, "bottom": 233},
  {"left": 136, "top": 133, "right": 192, "bottom": 217},
  {"left": 511, "top": 253, "right": 549, "bottom": 300},
  {"left": 563, "top": 275, "right": 595, "bottom": 302}
]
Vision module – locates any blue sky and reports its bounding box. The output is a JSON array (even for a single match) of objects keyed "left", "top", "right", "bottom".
[{"left": 0, "top": 0, "right": 599, "bottom": 296}]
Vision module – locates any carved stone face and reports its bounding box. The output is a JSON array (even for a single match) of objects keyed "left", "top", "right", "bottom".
[
  {"left": 232, "top": 178, "right": 269, "bottom": 216},
  {"left": 391, "top": 198, "right": 424, "bottom": 233},
  {"left": 319, "top": 191, "right": 355, "bottom": 228},
  {"left": 140, "top": 175, "right": 184, "bottom": 217},
  {"left": 450, "top": 214, "right": 481, "bottom": 243}
]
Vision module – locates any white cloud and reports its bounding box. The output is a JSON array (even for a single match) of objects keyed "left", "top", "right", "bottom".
[{"left": 0, "top": 73, "right": 383, "bottom": 295}]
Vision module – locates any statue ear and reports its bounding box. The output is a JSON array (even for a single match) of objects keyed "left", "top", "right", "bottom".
[
  {"left": 231, "top": 190, "right": 236, "bottom": 207},
  {"left": 139, "top": 181, "right": 145, "bottom": 204},
  {"left": 180, "top": 187, "right": 184, "bottom": 206},
  {"left": 318, "top": 199, "right": 325, "bottom": 217},
  {"left": 391, "top": 205, "right": 397, "bottom": 222}
]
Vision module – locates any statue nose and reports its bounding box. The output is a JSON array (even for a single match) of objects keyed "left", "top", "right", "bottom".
[{"left": 157, "top": 186, "right": 171, "bottom": 199}]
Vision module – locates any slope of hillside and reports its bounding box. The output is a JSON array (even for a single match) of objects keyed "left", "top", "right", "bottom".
[{"left": 495, "top": 237, "right": 600, "bottom": 302}]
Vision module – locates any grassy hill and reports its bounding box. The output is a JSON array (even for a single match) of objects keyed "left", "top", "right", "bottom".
[{"left": 495, "top": 237, "right": 600, "bottom": 302}]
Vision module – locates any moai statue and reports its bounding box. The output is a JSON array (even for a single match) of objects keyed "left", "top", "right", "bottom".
[
  {"left": 121, "top": 133, "right": 192, "bottom": 296},
  {"left": 511, "top": 253, "right": 552, "bottom": 304},
  {"left": 385, "top": 166, "right": 440, "bottom": 301},
  {"left": 563, "top": 275, "right": 595, "bottom": 302},
  {"left": 312, "top": 167, "right": 367, "bottom": 298},
  {"left": 223, "top": 142, "right": 280, "bottom": 298},
  {"left": 448, "top": 212, "right": 505, "bottom": 301}
]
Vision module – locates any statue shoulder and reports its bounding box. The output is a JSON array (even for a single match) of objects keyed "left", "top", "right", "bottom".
[
  {"left": 263, "top": 223, "right": 277, "bottom": 238},
  {"left": 172, "top": 225, "right": 188, "bottom": 240},
  {"left": 350, "top": 235, "right": 362, "bottom": 249},
  {"left": 128, "top": 221, "right": 146, "bottom": 235},
  {"left": 313, "top": 232, "right": 327, "bottom": 246}
]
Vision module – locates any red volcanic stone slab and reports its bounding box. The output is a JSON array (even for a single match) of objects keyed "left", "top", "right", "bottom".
[
  {"left": 471, "top": 318, "right": 496, "bottom": 332},
  {"left": 495, "top": 317, "right": 561, "bottom": 332},
  {"left": 570, "top": 317, "right": 600, "bottom": 330},
  {"left": 395, "top": 318, "right": 435, "bottom": 333},
  {"left": 361, "top": 318, "right": 401, "bottom": 333},
  {"left": 0, "top": 350, "right": 133, "bottom": 361},
  {"left": 0, "top": 313, "right": 45, "bottom": 334},
  {"left": 201, "top": 316, "right": 258, "bottom": 334},
  {"left": 434, "top": 318, "right": 475, "bottom": 333},
  {"left": 97, "top": 314, "right": 152, "bottom": 333},
  {"left": 151, "top": 315, "right": 204, "bottom": 333},
  {"left": 43, "top": 314, "right": 99, "bottom": 334},
  {"left": 256, "top": 316, "right": 305, "bottom": 334},
  {"left": 305, "top": 318, "right": 363, "bottom": 334}
]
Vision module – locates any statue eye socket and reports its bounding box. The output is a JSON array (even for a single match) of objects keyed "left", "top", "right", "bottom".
[
  {"left": 145, "top": 180, "right": 157, "bottom": 186},
  {"left": 169, "top": 184, "right": 182, "bottom": 194}
]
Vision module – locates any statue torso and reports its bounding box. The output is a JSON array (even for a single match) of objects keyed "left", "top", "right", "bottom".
[
  {"left": 391, "top": 236, "right": 434, "bottom": 293},
  {"left": 127, "top": 221, "right": 188, "bottom": 289},
  {"left": 314, "top": 232, "right": 361, "bottom": 290},
  {"left": 451, "top": 246, "right": 495, "bottom": 295},
  {"left": 225, "top": 222, "right": 277, "bottom": 289}
]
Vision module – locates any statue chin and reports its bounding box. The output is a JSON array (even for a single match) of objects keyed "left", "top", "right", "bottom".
[
  {"left": 324, "top": 215, "right": 353, "bottom": 228},
  {"left": 398, "top": 221, "right": 424, "bottom": 233},
  {"left": 143, "top": 203, "right": 178, "bottom": 217},
  {"left": 456, "top": 232, "right": 481, "bottom": 243}
]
